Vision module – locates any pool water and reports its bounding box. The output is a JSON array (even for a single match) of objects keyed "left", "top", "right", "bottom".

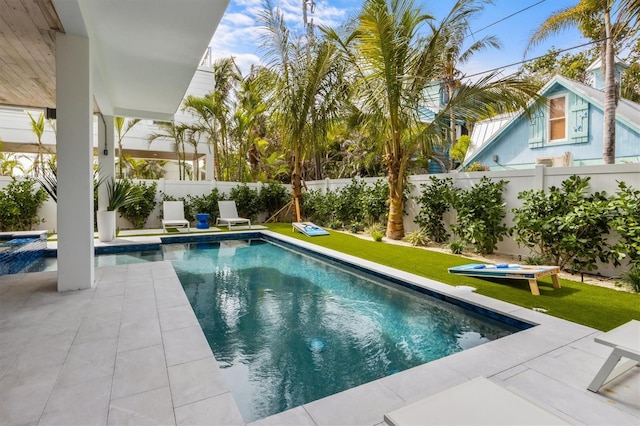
[{"left": 172, "top": 239, "right": 521, "bottom": 422}]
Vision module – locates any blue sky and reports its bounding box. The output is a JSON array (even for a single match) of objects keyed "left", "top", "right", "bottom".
[{"left": 210, "top": 0, "right": 587, "bottom": 79}]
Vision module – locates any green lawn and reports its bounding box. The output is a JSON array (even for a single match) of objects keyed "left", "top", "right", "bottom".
[{"left": 266, "top": 223, "right": 639, "bottom": 331}]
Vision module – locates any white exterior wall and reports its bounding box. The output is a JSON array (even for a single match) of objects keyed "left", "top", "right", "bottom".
[{"left": 0, "top": 68, "right": 215, "bottom": 164}]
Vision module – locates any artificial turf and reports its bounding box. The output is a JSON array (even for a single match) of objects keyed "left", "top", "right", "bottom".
[{"left": 266, "top": 223, "right": 639, "bottom": 331}]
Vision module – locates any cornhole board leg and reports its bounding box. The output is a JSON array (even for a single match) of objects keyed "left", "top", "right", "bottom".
[
  {"left": 551, "top": 273, "right": 561, "bottom": 289},
  {"left": 528, "top": 279, "right": 541, "bottom": 296}
]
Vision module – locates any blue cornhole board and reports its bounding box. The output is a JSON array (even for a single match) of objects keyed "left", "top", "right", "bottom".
[{"left": 292, "top": 222, "right": 329, "bottom": 236}]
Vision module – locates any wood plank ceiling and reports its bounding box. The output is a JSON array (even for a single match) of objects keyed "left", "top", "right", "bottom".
[{"left": 0, "top": 0, "right": 63, "bottom": 109}]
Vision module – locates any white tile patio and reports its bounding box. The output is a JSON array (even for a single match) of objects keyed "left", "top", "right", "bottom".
[{"left": 0, "top": 233, "right": 638, "bottom": 425}]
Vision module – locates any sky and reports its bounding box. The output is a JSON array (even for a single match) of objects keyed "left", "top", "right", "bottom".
[{"left": 209, "top": 0, "right": 588, "bottom": 79}]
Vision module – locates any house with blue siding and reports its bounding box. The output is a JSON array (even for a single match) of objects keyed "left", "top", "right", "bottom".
[{"left": 463, "top": 63, "right": 640, "bottom": 170}]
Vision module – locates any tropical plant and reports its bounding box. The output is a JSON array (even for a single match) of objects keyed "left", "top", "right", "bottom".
[
  {"left": 449, "top": 135, "right": 471, "bottom": 166},
  {"left": 329, "top": 0, "right": 539, "bottom": 239},
  {"left": 415, "top": 176, "right": 456, "bottom": 243},
  {"left": 0, "top": 141, "right": 26, "bottom": 176},
  {"left": 433, "top": 2, "right": 501, "bottom": 170},
  {"left": 403, "top": 229, "right": 430, "bottom": 247},
  {"left": 452, "top": 177, "right": 509, "bottom": 255},
  {"left": 259, "top": 0, "right": 345, "bottom": 221},
  {"left": 148, "top": 122, "right": 191, "bottom": 180},
  {"left": 103, "top": 178, "right": 142, "bottom": 212},
  {"left": 26, "top": 111, "right": 51, "bottom": 177},
  {"left": 114, "top": 117, "right": 141, "bottom": 178},
  {"left": 118, "top": 181, "right": 157, "bottom": 229},
  {"left": 512, "top": 175, "right": 612, "bottom": 272},
  {"left": 371, "top": 230, "right": 384, "bottom": 242},
  {"left": 446, "top": 239, "right": 465, "bottom": 254},
  {"left": 0, "top": 177, "right": 48, "bottom": 231}
]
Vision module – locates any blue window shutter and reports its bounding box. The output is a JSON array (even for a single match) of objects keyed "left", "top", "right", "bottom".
[
  {"left": 569, "top": 93, "right": 589, "bottom": 143},
  {"left": 528, "top": 107, "right": 544, "bottom": 148}
]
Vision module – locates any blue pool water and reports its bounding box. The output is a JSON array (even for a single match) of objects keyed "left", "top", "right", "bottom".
[{"left": 171, "top": 239, "right": 522, "bottom": 422}]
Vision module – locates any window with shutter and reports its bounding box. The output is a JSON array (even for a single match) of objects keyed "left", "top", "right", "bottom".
[{"left": 549, "top": 95, "right": 567, "bottom": 141}]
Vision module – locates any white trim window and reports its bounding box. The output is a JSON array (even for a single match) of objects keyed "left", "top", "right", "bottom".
[{"left": 548, "top": 95, "right": 567, "bottom": 142}]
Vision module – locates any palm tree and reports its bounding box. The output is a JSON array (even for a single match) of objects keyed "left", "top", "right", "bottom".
[
  {"left": 114, "top": 116, "right": 141, "bottom": 178},
  {"left": 526, "top": 0, "right": 636, "bottom": 164},
  {"left": 432, "top": 0, "right": 501, "bottom": 170},
  {"left": 259, "top": 0, "right": 344, "bottom": 221},
  {"left": 332, "top": 0, "right": 539, "bottom": 239},
  {"left": 148, "top": 122, "right": 190, "bottom": 180},
  {"left": 26, "top": 111, "right": 50, "bottom": 176},
  {"left": 0, "top": 140, "right": 26, "bottom": 176}
]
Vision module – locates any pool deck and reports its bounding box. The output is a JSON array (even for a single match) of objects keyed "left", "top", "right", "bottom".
[{"left": 0, "top": 230, "right": 638, "bottom": 425}]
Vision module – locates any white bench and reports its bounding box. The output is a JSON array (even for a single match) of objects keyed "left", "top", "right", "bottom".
[{"left": 588, "top": 320, "right": 640, "bottom": 392}]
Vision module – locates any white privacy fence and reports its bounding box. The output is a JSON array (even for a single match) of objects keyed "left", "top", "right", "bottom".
[{"left": 2, "top": 163, "right": 638, "bottom": 273}]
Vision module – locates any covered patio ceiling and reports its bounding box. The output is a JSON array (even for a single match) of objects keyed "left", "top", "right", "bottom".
[{"left": 0, "top": 0, "right": 229, "bottom": 121}]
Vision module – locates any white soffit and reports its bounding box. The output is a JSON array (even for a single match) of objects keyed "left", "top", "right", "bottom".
[{"left": 54, "top": 0, "right": 229, "bottom": 121}]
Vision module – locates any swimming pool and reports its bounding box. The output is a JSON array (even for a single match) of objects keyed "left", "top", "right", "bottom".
[{"left": 169, "top": 237, "right": 528, "bottom": 422}]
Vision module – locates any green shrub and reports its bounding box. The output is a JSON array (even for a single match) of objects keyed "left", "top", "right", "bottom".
[
  {"left": 608, "top": 181, "right": 640, "bottom": 271},
  {"left": 230, "top": 184, "right": 261, "bottom": 220},
  {"left": 403, "top": 230, "right": 430, "bottom": 247},
  {"left": 512, "top": 175, "right": 611, "bottom": 273},
  {"left": 119, "top": 181, "right": 157, "bottom": 229},
  {"left": 452, "top": 177, "right": 509, "bottom": 255},
  {"left": 327, "top": 219, "right": 343, "bottom": 230},
  {"left": 0, "top": 177, "right": 48, "bottom": 231},
  {"left": 446, "top": 240, "right": 465, "bottom": 254},
  {"left": 365, "top": 222, "right": 385, "bottom": 236},
  {"left": 336, "top": 179, "right": 367, "bottom": 224},
  {"left": 302, "top": 189, "right": 338, "bottom": 225},
  {"left": 621, "top": 266, "right": 640, "bottom": 293},
  {"left": 350, "top": 221, "right": 365, "bottom": 233},
  {"left": 414, "top": 176, "right": 455, "bottom": 243},
  {"left": 259, "top": 182, "right": 290, "bottom": 219},
  {"left": 185, "top": 189, "right": 225, "bottom": 223},
  {"left": 371, "top": 231, "right": 384, "bottom": 242},
  {"left": 362, "top": 179, "right": 389, "bottom": 225}
]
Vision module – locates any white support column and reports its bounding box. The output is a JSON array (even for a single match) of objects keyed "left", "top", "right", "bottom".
[
  {"left": 56, "top": 33, "right": 94, "bottom": 291},
  {"left": 98, "top": 114, "right": 115, "bottom": 210}
]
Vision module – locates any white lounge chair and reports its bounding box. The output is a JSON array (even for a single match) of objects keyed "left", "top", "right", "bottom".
[
  {"left": 588, "top": 320, "right": 640, "bottom": 392},
  {"left": 216, "top": 200, "right": 251, "bottom": 230},
  {"left": 162, "top": 201, "right": 190, "bottom": 233}
]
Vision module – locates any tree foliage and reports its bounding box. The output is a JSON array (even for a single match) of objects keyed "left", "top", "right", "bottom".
[{"left": 512, "top": 175, "right": 611, "bottom": 272}]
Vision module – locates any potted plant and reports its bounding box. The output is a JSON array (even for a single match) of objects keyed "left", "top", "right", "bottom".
[{"left": 97, "top": 178, "right": 142, "bottom": 242}]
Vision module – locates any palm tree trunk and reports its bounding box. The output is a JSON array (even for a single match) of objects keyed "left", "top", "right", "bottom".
[
  {"left": 385, "top": 148, "right": 405, "bottom": 240},
  {"left": 291, "top": 152, "right": 303, "bottom": 222},
  {"left": 602, "top": 9, "right": 617, "bottom": 164}
]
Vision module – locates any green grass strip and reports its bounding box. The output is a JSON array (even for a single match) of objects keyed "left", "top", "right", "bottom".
[{"left": 266, "top": 223, "right": 639, "bottom": 331}]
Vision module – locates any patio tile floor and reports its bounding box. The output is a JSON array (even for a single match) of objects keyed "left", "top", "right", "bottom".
[{"left": 0, "top": 233, "right": 638, "bottom": 425}]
